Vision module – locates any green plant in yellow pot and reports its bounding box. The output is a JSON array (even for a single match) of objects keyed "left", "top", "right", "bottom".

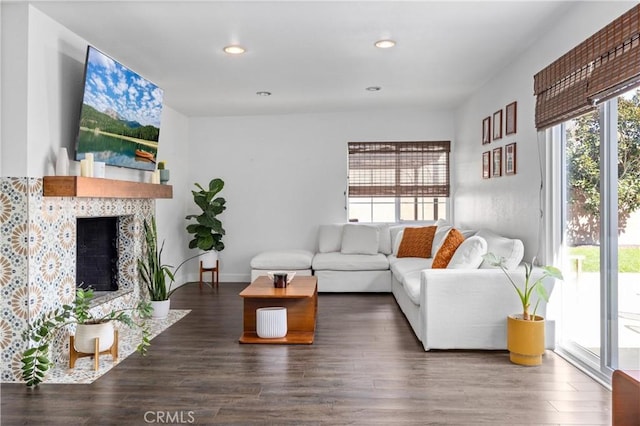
[{"left": 483, "top": 252, "right": 564, "bottom": 366}]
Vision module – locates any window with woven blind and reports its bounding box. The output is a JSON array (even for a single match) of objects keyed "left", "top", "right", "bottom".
[
  {"left": 347, "top": 141, "right": 450, "bottom": 222},
  {"left": 534, "top": 4, "right": 640, "bottom": 130}
]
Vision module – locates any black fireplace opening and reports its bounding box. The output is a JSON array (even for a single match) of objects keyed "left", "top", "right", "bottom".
[{"left": 76, "top": 217, "right": 119, "bottom": 292}]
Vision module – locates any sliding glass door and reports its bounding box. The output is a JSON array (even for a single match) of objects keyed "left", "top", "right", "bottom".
[
  {"left": 560, "top": 112, "right": 602, "bottom": 368},
  {"left": 616, "top": 90, "right": 640, "bottom": 370},
  {"left": 557, "top": 88, "right": 640, "bottom": 381}
]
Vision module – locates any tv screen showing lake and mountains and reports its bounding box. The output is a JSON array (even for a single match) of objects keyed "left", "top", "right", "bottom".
[{"left": 75, "top": 46, "right": 164, "bottom": 171}]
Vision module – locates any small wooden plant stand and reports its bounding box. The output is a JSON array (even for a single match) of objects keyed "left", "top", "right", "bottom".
[
  {"left": 199, "top": 259, "right": 219, "bottom": 289},
  {"left": 69, "top": 330, "right": 119, "bottom": 371}
]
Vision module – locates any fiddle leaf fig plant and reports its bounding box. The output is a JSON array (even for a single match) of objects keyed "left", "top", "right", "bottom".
[
  {"left": 20, "top": 288, "right": 152, "bottom": 387},
  {"left": 185, "top": 178, "right": 226, "bottom": 252},
  {"left": 483, "top": 252, "right": 564, "bottom": 321}
]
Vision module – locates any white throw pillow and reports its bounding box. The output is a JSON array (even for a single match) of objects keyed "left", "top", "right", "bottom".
[
  {"left": 391, "top": 228, "right": 404, "bottom": 255},
  {"left": 447, "top": 236, "right": 488, "bottom": 269},
  {"left": 340, "top": 224, "right": 379, "bottom": 255},
  {"left": 375, "top": 223, "right": 392, "bottom": 255},
  {"left": 431, "top": 218, "right": 453, "bottom": 257},
  {"left": 476, "top": 229, "right": 524, "bottom": 270},
  {"left": 460, "top": 229, "right": 478, "bottom": 239},
  {"left": 318, "top": 224, "right": 344, "bottom": 253}
]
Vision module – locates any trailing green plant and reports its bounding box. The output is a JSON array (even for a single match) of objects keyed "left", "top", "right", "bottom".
[
  {"left": 21, "top": 288, "right": 152, "bottom": 387},
  {"left": 483, "top": 253, "right": 564, "bottom": 321},
  {"left": 185, "top": 178, "right": 226, "bottom": 252},
  {"left": 138, "top": 216, "right": 176, "bottom": 301}
]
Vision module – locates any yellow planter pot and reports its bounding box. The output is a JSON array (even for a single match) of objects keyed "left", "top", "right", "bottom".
[{"left": 507, "top": 314, "right": 545, "bottom": 366}]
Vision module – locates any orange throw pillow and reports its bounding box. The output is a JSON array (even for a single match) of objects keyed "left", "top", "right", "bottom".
[
  {"left": 397, "top": 226, "right": 437, "bottom": 258},
  {"left": 432, "top": 228, "right": 466, "bottom": 268}
]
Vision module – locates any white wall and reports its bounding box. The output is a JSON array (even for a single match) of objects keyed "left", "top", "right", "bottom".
[
  {"left": 26, "top": 5, "right": 86, "bottom": 177},
  {"left": 188, "top": 107, "right": 455, "bottom": 282},
  {"left": 453, "top": 1, "right": 636, "bottom": 262},
  {"left": 0, "top": 3, "right": 3, "bottom": 177},
  {"left": 1, "top": 3, "right": 29, "bottom": 176},
  {"left": 155, "top": 105, "right": 193, "bottom": 287}
]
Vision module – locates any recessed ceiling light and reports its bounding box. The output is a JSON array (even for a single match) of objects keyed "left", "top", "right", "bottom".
[
  {"left": 223, "top": 45, "right": 246, "bottom": 55},
  {"left": 366, "top": 86, "right": 381, "bottom": 92},
  {"left": 374, "top": 39, "right": 396, "bottom": 49},
  {"left": 256, "top": 91, "right": 272, "bottom": 96}
]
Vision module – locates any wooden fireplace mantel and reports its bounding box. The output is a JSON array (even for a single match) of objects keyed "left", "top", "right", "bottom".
[{"left": 43, "top": 176, "right": 172, "bottom": 199}]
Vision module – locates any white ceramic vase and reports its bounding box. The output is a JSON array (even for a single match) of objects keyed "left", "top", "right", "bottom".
[
  {"left": 55, "top": 147, "right": 69, "bottom": 176},
  {"left": 74, "top": 322, "right": 115, "bottom": 353},
  {"left": 150, "top": 299, "right": 171, "bottom": 319}
]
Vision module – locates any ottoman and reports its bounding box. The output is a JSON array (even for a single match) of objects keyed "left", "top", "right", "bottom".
[{"left": 250, "top": 249, "right": 314, "bottom": 282}]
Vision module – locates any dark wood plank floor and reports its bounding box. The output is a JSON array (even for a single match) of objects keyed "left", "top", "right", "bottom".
[{"left": 2, "top": 282, "right": 612, "bottom": 425}]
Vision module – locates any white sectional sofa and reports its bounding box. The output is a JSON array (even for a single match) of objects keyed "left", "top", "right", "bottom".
[
  {"left": 312, "top": 223, "right": 395, "bottom": 292},
  {"left": 311, "top": 221, "right": 556, "bottom": 351}
]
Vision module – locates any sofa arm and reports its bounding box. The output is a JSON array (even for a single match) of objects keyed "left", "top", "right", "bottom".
[{"left": 419, "top": 266, "right": 556, "bottom": 349}]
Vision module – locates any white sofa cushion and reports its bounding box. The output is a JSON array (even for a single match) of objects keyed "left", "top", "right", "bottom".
[
  {"left": 401, "top": 271, "right": 422, "bottom": 306},
  {"left": 318, "top": 224, "right": 344, "bottom": 253},
  {"left": 476, "top": 229, "right": 524, "bottom": 270},
  {"left": 250, "top": 249, "right": 314, "bottom": 269},
  {"left": 391, "top": 229, "right": 404, "bottom": 255},
  {"left": 388, "top": 256, "right": 433, "bottom": 278},
  {"left": 312, "top": 252, "right": 389, "bottom": 271},
  {"left": 341, "top": 224, "right": 379, "bottom": 255},
  {"left": 390, "top": 226, "right": 405, "bottom": 255},
  {"left": 374, "top": 223, "right": 392, "bottom": 255},
  {"left": 447, "top": 236, "right": 487, "bottom": 269}
]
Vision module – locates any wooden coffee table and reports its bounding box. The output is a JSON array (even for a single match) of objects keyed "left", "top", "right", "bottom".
[{"left": 239, "top": 275, "right": 317, "bottom": 344}]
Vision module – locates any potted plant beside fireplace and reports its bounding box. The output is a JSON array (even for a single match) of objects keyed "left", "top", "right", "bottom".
[
  {"left": 185, "top": 178, "right": 226, "bottom": 269},
  {"left": 483, "top": 252, "right": 564, "bottom": 366},
  {"left": 20, "top": 288, "right": 151, "bottom": 387},
  {"left": 138, "top": 216, "right": 176, "bottom": 319}
]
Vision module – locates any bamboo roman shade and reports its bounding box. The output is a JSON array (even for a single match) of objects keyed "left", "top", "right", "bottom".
[
  {"left": 534, "top": 4, "right": 640, "bottom": 130},
  {"left": 348, "top": 141, "right": 450, "bottom": 198}
]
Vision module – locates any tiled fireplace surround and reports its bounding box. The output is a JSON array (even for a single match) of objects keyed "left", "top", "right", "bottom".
[{"left": 0, "top": 177, "right": 154, "bottom": 382}]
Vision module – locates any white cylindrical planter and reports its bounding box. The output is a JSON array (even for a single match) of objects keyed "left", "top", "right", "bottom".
[
  {"left": 256, "top": 307, "right": 287, "bottom": 338},
  {"left": 74, "top": 322, "right": 115, "bottom": 353},
  {"left": 150, "top": 299, "right": 171, "bottom": 319}
]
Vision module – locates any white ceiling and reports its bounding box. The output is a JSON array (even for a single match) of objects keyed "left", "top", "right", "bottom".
[{"left": 30, "top": 1, "right": 574, "bottom": 118}]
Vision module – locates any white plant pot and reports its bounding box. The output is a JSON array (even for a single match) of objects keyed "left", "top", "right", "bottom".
[
  {"left": 256, "top": 307, "right": 287, "bottom": 338},
  {"left": 200, "top": 250, "right": 218, "bottom": 268},
  {"left": 74, "top": 322, "right": 115, "bottom": 353},
  {"left": 150, "top": 299, "right": 171, "bottom": 319}
]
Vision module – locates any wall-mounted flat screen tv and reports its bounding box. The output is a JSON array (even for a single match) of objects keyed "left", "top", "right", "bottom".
[{"left": 74, "top": 46, "right": 163, "bottom": 171}]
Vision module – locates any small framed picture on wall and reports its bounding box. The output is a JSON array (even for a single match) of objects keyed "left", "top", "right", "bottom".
[
  {"left": 482, "top": 151, "right": 491, "bottom": 179},
  {"left": 505, "top": 142, "right": 517, "bottom": 175},
  {"left": 493, "top": 110, "right": 503, "bottom": 141},
  {"left": 506, "top": 101, "right": 517, "bottom": 135},
  {"left": 492, "top": 147, "right": 502, "bottom": 177},
  {"left": 482, "top": 117, "right": 491, "bottom": 145}
]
